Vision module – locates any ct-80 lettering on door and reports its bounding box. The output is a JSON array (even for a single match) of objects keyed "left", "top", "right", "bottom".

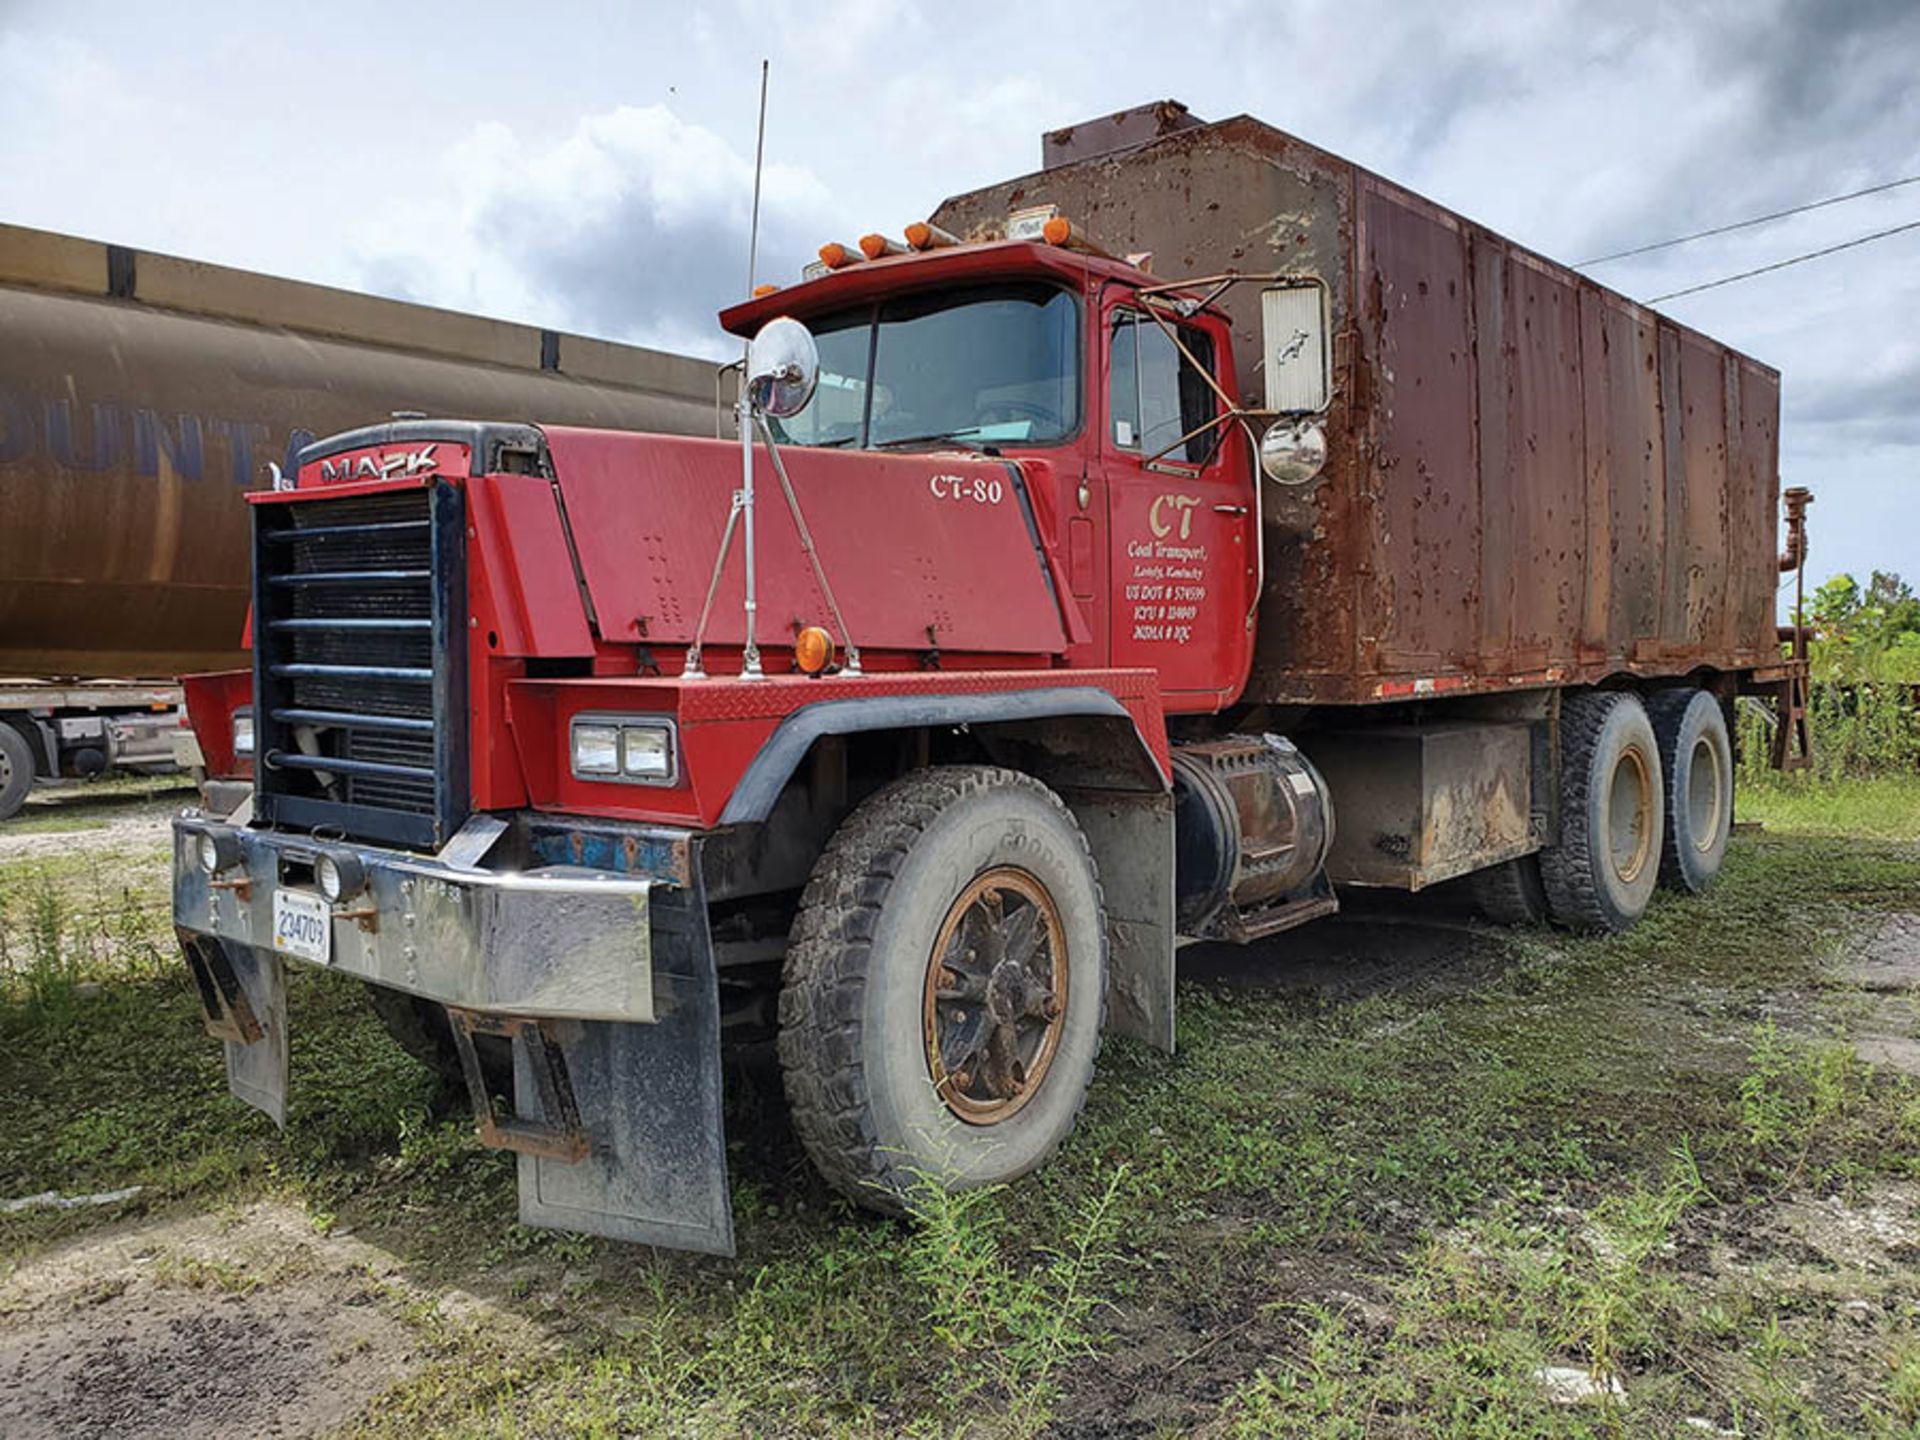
[{"left": 929, "top": 473, "right": 1004, "bottom": 505}]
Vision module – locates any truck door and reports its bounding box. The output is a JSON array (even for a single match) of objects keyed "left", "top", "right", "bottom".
[{"left": 1100, "top": 293, "right": 1255, "bottom": 706}]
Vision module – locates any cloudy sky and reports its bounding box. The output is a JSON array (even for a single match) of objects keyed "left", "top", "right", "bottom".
[{"left": 2, "top": 0, "right": 1914, "bottom": 595}]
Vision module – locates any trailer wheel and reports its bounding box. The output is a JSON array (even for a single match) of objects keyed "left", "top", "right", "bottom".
[
  {"left": 1467, "top": 854, "right": 1549, "bottom": 925},
  {"left": 1540, "top": 692, "right": 1664, "bottom": 933},
  {"left": 779, "top": 766, "right": 1106, "bottom": 1215},
  {"left": 362, "top": 984, "right": 511, "bottom": 1097},
  {"left": 1649, "top": 688, "right": 1733, "bottom": 893},
  {"left": 0, "top": 723, "right": 33, "bottom": 822}
]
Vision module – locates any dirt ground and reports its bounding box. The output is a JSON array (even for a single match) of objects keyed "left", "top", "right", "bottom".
[
  {"left": 0, "top": 780, "right": 191, "bottom": 862},
  {"left": 0, "top": 1203, "right": 431, "bottom": 1440}
]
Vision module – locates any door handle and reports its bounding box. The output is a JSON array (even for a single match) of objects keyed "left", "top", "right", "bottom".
[{"left": 1213, "top": 504, "right": 1248, "bottom": 515}]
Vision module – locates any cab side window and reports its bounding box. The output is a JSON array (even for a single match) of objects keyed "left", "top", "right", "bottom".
[{"left": 1108, "top": 312, "right": 1219, "bottom": 465}]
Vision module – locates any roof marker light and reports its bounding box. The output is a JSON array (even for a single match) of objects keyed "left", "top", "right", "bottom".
[
  {"left": 905, "top": 221, "right": 960, "bottom": 251},
  {"left": 752, "top": 282, "right": 780, "bottom": 297},
  {"left": 818, "top": 242, "right": 862, "bottom": 269},
  {"left": 859, "top": 234, "right": 905, "bottom": 260},
  {"left": 1009, "top": 203, "right": 1115, "bottom": 259}
]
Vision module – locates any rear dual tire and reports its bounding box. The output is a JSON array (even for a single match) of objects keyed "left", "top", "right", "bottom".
[
  {"left": 1649, "top": 688, "right": 1733, "bottom": 895},
  {"left": 1541, "top": 692, "right": 1665, "bottom": 933}
]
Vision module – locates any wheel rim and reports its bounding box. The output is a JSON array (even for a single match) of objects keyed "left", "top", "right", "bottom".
[
  {"left": 923, "top": 866, "right": 1068, "bottom": 1126},
  {"left": 1687, "top": 734, "right": 1724, "bottom": 853},
  {"left": 1607, "top": 746, "right": 1655, "bottom": 886}
]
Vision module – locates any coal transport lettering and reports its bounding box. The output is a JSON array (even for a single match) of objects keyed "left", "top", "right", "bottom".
[{"left": 1127, "top": 502, "right": 1210, "bottom": 646}]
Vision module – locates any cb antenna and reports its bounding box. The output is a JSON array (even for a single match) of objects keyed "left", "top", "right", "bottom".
[
  {"left": 684, "top": 59, "right": 773, "bottom": 683},
  {"left": 746, "top": 59, "right": 769, "bottom": 295},
  {"left": 737, "top": 59, "right": 771, "bottom": 680}
]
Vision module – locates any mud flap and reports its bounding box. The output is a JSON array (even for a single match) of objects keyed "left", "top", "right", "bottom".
[
  {"left": 1062, "top": 787, "right": 1176, "bottom": 1053},
  {"left": 513, "top": 882, "right": 733, "bottom": 1255},
  {"left": 220, "top": 942, "right": 289, "bottom": 1128}
]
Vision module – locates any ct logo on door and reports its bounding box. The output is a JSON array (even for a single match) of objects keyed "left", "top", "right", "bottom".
[{"left": 1149, "top": 493, "right": 1202, "bottom": 540}]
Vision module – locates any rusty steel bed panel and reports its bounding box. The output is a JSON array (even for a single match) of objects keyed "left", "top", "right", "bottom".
[{"left": 936, "top": 111, "right": 1785, "bottom": 707}]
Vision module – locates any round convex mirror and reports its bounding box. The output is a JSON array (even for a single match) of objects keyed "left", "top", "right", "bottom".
[
  {"left": 1259, "top": 419, "right": 1328, "bottom": 486},
  {"left": 745, "top": 317, "right": 820, "bottom": 418}
]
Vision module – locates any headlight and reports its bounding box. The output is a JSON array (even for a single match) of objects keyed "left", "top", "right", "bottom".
[
  {"left": 571, "top": 716, "right": 678, "bottom": 785},
  {"left": 317, "top": 851, "right": 366, "bottom": 902},
  {"left": 572, "top": 724, "right": 622, "bottom": 776},
  {"left": 196, "top": 828, "right": 243, "bottom": 873},
  {"left": 620, "top": 726, "right": 672, "bottom": 779},
  {"left": 232, "top": 709, "right": 256, "bottom": 758}
]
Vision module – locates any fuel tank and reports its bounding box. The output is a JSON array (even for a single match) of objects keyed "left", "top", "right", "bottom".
[{"left": 0, "top": 223, "right": 719, "bottom": 677}]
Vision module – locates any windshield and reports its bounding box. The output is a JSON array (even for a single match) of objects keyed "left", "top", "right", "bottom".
[{"left": 771, "top": 282, "right": 1080, "bottom": 450}]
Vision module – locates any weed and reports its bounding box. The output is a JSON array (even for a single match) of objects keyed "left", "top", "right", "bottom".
[{"left": 902, "top": 1163, "right": 1130, "bottom": 1433}]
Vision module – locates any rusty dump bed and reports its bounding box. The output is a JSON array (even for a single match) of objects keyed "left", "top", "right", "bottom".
[
  {"left": 937, "top": 111, "right": 1783, "bottom": 705},
  {"left": 0, "top": 223, "right": 717, "bottom": 678}
]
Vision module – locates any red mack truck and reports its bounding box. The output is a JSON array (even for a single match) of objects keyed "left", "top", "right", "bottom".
[{"left": 170, "top": 103, "right": 1812, "bottom": 1256}]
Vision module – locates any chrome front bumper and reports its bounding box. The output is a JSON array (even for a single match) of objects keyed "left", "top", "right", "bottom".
[{"left": 170, "top": 815, "right": 661, "bottom": 1024}]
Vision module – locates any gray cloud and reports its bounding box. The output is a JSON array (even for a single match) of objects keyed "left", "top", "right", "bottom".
[
  {"left": 344, "top": 106, "right": 836, "bottom": 359},
  {"left": 1794, "top": 355, "right": 1920, "bottom": 447}
]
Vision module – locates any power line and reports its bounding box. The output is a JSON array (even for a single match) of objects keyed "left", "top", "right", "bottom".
[
  {"left": 1646, "top": 216, "right": 1920, "bottom": 302},
  {"left": 1579, "top": 172, "right": 1920, "bottom": 266}
]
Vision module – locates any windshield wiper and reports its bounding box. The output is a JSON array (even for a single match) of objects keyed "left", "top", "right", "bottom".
[
  {"left": 871, "top": 426, "right": 989, "bottom": 451},
  {"left": 807, "top": 434, "right": 860, "bottom": 448}
]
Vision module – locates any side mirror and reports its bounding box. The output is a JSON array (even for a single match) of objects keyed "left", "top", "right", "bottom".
[
  {"left": 1259, "top": 419, "right": 1328, "bottom": 486},
  {"left": 745, "top": 317, "right": 820, "bottom": 419},
  {"left": 1260, "top": 280, "right": 1331, "bottom": 415}
]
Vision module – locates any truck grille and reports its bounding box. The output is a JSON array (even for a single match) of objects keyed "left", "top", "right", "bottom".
[{"left": 251, "top": 484, "right": 468, "bottom": 849}]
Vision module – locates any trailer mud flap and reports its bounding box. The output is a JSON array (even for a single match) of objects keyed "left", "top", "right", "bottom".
[{"left": 513, "top": 884, "right": 733, "bottom": 1256}]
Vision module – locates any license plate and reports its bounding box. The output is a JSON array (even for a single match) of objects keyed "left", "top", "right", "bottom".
[{"left": 272, "top": 889, "right": 332, "bottom": 965}]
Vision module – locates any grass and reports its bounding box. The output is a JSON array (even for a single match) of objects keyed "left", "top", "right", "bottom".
[
  {"left": 1, "top": 777, "right": 1919, "bottom": 1434},
  {"left": 1740, "top": 773, "right": 1920, "bottom": 841}
]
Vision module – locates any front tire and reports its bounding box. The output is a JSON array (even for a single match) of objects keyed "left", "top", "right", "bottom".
[
  {"left": 1540, "top": 692, "right": 1664, "bottom": 933},
  {"left": 778, "top": 766, "right": 1107, "bottom": 1215},
  {"left": 1649, "top": 688, "right": 1733, "bottom": 893}
]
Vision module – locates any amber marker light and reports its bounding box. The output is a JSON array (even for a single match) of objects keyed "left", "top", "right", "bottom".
[
  {"left": 794, "top": 625, "right": 836, "bottom": 675},
  {"left": 905, "top": 221, "right": 960, "bottom": 251},
  {"left": 818, "top": 242, "right": 860, "bottom": 269},
  {"left": 752, "top": 282, "right": 780, "bottom": 297}
]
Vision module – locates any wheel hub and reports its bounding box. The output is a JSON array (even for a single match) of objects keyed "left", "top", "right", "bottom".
[
  {"left": 1607, "top": 746, "right": 1654, "bottom": 886},
  {"left": 923, "top": 867, "right": 1067, "bottom": 1126}
]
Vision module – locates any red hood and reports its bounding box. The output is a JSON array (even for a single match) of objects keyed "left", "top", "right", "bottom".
[{"left": 540, "top": 427, "right": 1072, "bottom": 658}]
